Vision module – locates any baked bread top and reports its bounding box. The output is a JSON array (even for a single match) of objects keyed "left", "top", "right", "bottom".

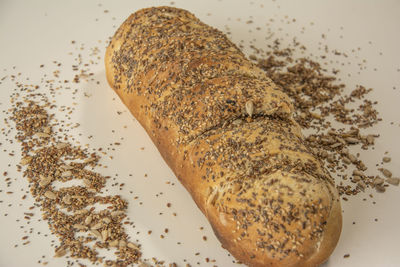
[{"left": 105, "top": 6, "right": 342, "bottom": 266}]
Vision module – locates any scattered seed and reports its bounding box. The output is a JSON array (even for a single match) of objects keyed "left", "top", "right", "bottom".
[
  {"left": 353, "top": 170, "right": 364, "bottom": 177},
  {"left": 345, "top": 137, "right": 359, "bottom": 144},
  {"left": 348, "top": 154, "right": 358, "bottom": 163},
  {"left": 379, "top": 168, "right": 392, "bottom": 178},
  {"left": 60, "top": 164, "right": 73, "bottom": 170},
  {"left": 61, "top": 170, "right": 72, "bottom": 178},
  {"left": 35, "top": 132, "right": 50, "bottom": 138},
  {"left": 342, "top": 157, "right": 351, "bottom": 164},
  {"left": 90, "top": 229, "right": 102, "bottom": 239},
  {"left": 119, "top": 240, "right": 126, "bottom": 248},
  {"left": 101, "top": 229, "right": 109, "bottom": 241},
  {"left": 137, "top": 260, "right": 149, "bottom": 267},
  {"left": 84, "top": 157, "right": 96, "bottom": 163},
  {"left": 39, "top": 175, "right": 51, "bottom": 187},
  {"left": 102, "top": 217, "right": 111, "bottom": 224},
  {"left": 386, "top": 177, "right": 400, "bottom": 186},
  {"left": 366, "top": 135, "right": 375, "bottom": 145},
  {"left": 375, "top": 184, "right": 386, "bottom": 193},
  {"left": 83, "top": 179, "right": 91, "bottom": 187},
  {"left": 331, "top": 142, "right": 342, "bottom": 149},
  {"left": 84, "top": 216, "right": 92, "bottom": 225},
  {"left": 111, "top": 210, "right": 124, "bottom": 217},
  {"left": 55, "top": 142, "right": 68, "bottom": 149},
  {"left": 6, "top": 34, "right": 140, "bottom": 266},
  {"left": 91, "top": 223, "right": 103, "bottom": 230},
  {"left": 20, "top": 156, "right": 32, "bottom": 166},
  {"left": 357, "top": 181, "right": 367, "bottom": 191},
  {"left": 54, "top": 248, "right": 67, "bottom": 258},
  {"left": 373, "top": 177, "right": 384, "bottom": 186},
  {"left": 44, "top": 191, "right": 56, "bottom": 200},
  {"left": 109, "top": 240, "right": 119, "bottom": 247},
  {"left": 62, "top": 194, "right": 71, "bottom": 204},
  {"left": 127, "top": 242, "right": 139, "bottom": 250},
  {"left": 73, "top": 224, "right": 87, "bottom": 230}
]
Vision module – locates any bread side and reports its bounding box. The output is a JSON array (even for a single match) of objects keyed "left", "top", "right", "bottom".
[{"left": 105, "top": 6, "right": 342, "bottom": 267}]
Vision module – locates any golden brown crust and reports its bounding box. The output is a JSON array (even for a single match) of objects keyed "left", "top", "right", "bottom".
[{"left": 105, "top": 6, "right": 342, "bottom": 267}]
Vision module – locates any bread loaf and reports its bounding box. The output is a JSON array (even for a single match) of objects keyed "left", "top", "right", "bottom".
[{"left": 105, "top": 6, "right": 342, "bottom": 267}]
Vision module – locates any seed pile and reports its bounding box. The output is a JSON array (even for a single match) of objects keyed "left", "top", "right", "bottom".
[
  {"left": 250, "top": 42, "right": 398, "bottom": 197},
  {"left": 9, "top": 94, "right": 141, "bottom": 265}
]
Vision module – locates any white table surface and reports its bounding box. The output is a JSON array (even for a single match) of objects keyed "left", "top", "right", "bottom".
[{"left": 0, "top": 0, "right": 399, "bottom": 266}]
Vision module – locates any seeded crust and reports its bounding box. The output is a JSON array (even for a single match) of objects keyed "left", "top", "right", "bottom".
[{"left": 105, "top": 6, "right": 342, "bottom": 267}]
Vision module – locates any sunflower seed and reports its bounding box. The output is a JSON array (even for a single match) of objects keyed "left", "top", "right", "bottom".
[
  {"left": 310, "top": 112, "right": 321, "bottom": 119},
  {"left": 35, "top": 132, "right": 50, "bottom": 138},
  {"left": 83, "top": 179, "right": 91, "bottom": 187},
  {"left": 102, "top": 217, "right": 111, "bottom": 224},
  {"left": 55, "top": 142, "right": 68, "bottom": 149},
  {"left": 348, "top": 154, "right": 358, "bottom": 163},
  {"left": 359, "top": 162, "right": 367, "bottom": 171},
  {"left": 111, "top": 210, "right": 124, "bottom": 217},
  {"left": 87, "top": 188, "right": 97, "bottom": 193},
  {"left": 54, "top": 248, "right": 67, "bottom": 258},
  {"left": 345, "top": 137, "right": 359, "bottom": 144},
  {"left": 386, "top": 177, "right": 400, "bottom": 186},
  {"left": 127, "top": 242, "right": 139, "bottom": 249},
  {"left": 35, "top": 114, "right": 47, "bottom": 119},
  {"left": 373, "top": 177, "right": 384, "bottom": 186},
  {"left": 44, "top": 191, "right": 56, "bottom": 200},
  {"left": 74, "top": 209, "right": 88, "bottom": 215},
  {"left": 342, "top": 157, "right": 351, "bottom": 164},
  {"left": 119, "top": 240, "right": 126, "bottom": 248},
  {"left": 84, "top": 157, "right": 96, "bottom": 163},
  {"left": 61, "top": 170, "right": 72, "bottom": 178},
  {"left": 101, "top": 229, "right": 108, "bottom": 241},
  {"left": 375, "top": 184, "right": 386, "bottom": 193},
  {"left": 90, "top": 229, "right": 102, "bottom": 239},
  {"left": 330, "top": 142, "right": 342, "bottom": 149},
  {"left": 379, "top": 168, "right": 392, "bottom": 178},
  {"left": 353, "top": 170, "right": 364, "bottom": 177},
  {"left": 38, "top": 175, "right": 51, "bottom": 187},
  {"left": 336, "top": 137, "right": 347, "bottom": 145},
  {"left": 108, "top": 240, "right": 119, "bottom": 247},
  {"left": 20, "top": 156, "right": 32, "bottom": 166},
  {"left": 91, "top": 223, "right": 103, "bottom": 230},
  {"left": 62, "top": 194, "right": 71, "bottom": 204},
  {"left": 137, "top": 261, "right": 149, "bottom": 267},
  {"left": 357, "top": 181, "right": 366, "bottom": 191},
  {"left": 60, "top": 164, "right": 73, "bottom": 170},
  {"left": 366, "top": 135, "right": 375, "bottom": 144},
  {"left": 73, "top": 224, "right": 87, "bottom": 230},
  {"left": 245, "top": 100, "right": 254, "bottom": 117},
  {"left": 85, "top": 215, "right": 92, "bottom": 225},
  {"left": 321, "top": 137, "right": 334, "bottom": 144}
]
